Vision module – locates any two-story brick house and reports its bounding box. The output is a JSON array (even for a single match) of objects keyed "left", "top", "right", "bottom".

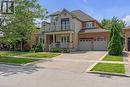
[{"left": 44, "top": 9, "right": 130, "bottom": 51}]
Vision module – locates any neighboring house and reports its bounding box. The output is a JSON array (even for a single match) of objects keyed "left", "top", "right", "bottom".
[
  {"left": 38, "top": 21, "right": 51, "bottom": 50},
  {"left": 44, "top": 9, "right": 130, "bottom": 51},
  {"left": 123, "top": 27, "right": 130, "bottom": 51}
]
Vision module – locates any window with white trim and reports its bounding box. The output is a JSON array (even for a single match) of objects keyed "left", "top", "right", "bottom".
[{"left": 86, "top": 22, "right": 95, "bottom": 28}]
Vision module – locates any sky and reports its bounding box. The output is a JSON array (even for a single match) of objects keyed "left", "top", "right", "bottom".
[{"left": 38, "top": 0, "right": 130, "bottom": 26}]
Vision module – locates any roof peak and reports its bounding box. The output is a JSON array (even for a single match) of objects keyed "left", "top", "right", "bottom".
[{"left": 50, "top": 9, "right": 96, "bottom": 21}]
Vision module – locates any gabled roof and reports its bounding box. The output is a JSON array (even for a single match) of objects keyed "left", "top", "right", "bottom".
[
  {"left": 50, "top": 11, "right": 61, "bottom": 16},
  {"left": 50, "top": 9, "right": 96, "bottom": 21},
  {"left": 71, "top": 10, "right": 95, "bottom": 21}
]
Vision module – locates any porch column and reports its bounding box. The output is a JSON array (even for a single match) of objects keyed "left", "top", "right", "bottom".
[
  {"left": 53, "top": 34, "right": 55, "bottom": 47},
  {"left": 44, "top": 34, "right": 47, "bottom": 50},
  {"left": 70, "top": 33, "right": 73, "bottom": 48}
]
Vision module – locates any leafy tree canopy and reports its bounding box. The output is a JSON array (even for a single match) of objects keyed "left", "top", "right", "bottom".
[
  {"left": 101, "top": 17, "right": 126, "bottom": 30},
  {"left": 0, "top": 0, "right": 48, "bottom": 50}
]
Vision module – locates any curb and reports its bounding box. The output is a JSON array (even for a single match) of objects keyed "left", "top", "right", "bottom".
[
  {"left": 8, "top": 56, "right": 53, "bottom": 60},
  {"left": 87, "top": 71, "right": 130, "bottom": 77},
  {"left": 0, "top": 59, "right": 51, "bottom": 66},
  {"left": 86, "top": 52, "right": 130, "bottom": 77},
  {"left": 0, "top": 62, "right": 22, "bottom": 66}
]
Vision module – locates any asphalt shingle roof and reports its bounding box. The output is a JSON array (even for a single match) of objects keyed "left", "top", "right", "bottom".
[
  {"left": 71, "top": 10, "right": 95, "bottom": 21},
  {"left": 50, "top": 9, "right": 95, "bottom": 21}
]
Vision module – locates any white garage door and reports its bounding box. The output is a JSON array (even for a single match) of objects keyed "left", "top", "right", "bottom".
[
  {"left": 93, "top": 39, "right": 107, "bottom": 51},
  {"left": 79, "top": 38, "right": 107, "bottom": 51},
  {"left": 79, "top": 39, "right": 93, "bottom": 51}
]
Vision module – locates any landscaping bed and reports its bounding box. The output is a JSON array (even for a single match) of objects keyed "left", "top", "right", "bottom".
[{"left": 0, "top": 56, "right": 39, "bottom": 64}]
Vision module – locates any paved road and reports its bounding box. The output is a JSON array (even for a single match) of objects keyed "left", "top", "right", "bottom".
[
  {"left": 0, "top": 51, "right": 130, "bottom": 87},
  {"left": 0, "top": 65, "right": 130, "bottom": 87}
]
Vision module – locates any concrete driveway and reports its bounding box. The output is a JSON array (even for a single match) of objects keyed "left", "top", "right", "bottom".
[{"left": 36, "top": 51, "right": 107, "bottom": 73}]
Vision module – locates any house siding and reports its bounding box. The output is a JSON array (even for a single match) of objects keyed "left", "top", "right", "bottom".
[{"left": 124, "top": 29, "right": 130, "bottom": 51}]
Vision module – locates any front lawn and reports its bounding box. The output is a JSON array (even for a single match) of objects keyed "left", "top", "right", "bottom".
[
  {"left": 20, "top": 53, "right": 61, "bottom": 58},
  {"left": 0, "top": 51, "right": 27, "bottom": 56},
  {"left": 0, "top": 56, "right": 39, "bottom": 64},
  {"left": 91, "top": 63, "right": 125, "bottom": 74},
  {"left": 102, "top": 55, "right": 123, "bottom": 62},
  {"left": 0, "top": 51, "right": 61, "bottom": 58}
]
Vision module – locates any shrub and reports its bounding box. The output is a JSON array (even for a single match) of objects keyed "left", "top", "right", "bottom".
[
  {"left": 35, "top": 43, "right": 43, "bottom": 52},
  {"left": 50, "top": 48, "right": 61, "bottom": 53},
  {"left": 108, "top": 17, "right": 124, "bottom": 55},
  {"left": 30, "top": 43, "right": 43, "bottom": 52}
]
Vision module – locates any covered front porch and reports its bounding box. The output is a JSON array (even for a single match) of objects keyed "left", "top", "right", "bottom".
[{"left": 44, "top": 32, "right": 74, "bottom": 51}]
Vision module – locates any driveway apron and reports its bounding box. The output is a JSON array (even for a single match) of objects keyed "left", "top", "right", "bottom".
[{"left": 36, "top": 51, "right": 107, "bottom": 73}]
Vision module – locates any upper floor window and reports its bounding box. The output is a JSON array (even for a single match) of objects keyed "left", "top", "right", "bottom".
[
  {"left": 61, "top": 18, "right": 70, "bottom": 30},
  {"left": 86, "top": 22, "right": 95, "bottom": 28}
]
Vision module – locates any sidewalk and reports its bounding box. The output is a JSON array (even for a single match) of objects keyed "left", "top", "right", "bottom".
[
  {"left": 128, "top": 53, "right": 130, "bottom": 69},
  {"left": 124, "top": 52, "right": 130, "bottom": 75},
  {"left": 128, "top": 53, "right": 130, "bottom": 65}
]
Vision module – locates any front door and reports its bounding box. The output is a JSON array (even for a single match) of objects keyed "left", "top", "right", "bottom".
[
  {"left": 60, "top": 35, "right": 70, "bottom": 48},
  {"left": 128, "top": 38, "right": 130, "bottom": 51}
]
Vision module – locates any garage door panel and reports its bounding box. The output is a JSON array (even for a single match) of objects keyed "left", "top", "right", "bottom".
[
  {"left": 79, "top": 40, "right": 92, "bottom": 51},
  {"left": 93, "top": 41, "right": 107, "bottom": 51}
]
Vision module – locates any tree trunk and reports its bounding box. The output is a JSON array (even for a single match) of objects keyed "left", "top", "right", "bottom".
[{"left": 20, "top": 42, "right": 23, "bottom": 51}]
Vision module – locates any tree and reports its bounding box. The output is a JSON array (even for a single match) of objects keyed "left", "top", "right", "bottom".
[
  {"left": 1, "top": 0, "right": 48, "bottom": 51},
  {"left": 101, "top": 18, "right": 111, "bottom": 30},
  {"left": 108, "top": 17, "right": 125, "bottom": 55},
  {"left": 101, "top": 17, "right": 126, "bottom": 30}
]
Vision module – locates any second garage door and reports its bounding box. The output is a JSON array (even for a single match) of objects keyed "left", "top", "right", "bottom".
[{"left": 79, "top": 38, "right": 107, "bottom": 51}]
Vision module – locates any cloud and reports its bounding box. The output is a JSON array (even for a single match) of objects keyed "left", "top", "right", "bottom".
[{"left": 123, "top": 15, "right": 130, "bottom": 26}]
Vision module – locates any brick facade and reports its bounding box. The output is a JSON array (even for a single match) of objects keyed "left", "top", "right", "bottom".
[{"left": 79, "top": 32, "right": 109, "bottom": 40}]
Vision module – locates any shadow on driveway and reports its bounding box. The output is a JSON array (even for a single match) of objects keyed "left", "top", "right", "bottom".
[{"left": 0, "top": 63, "right": 44, "bottom": 77}]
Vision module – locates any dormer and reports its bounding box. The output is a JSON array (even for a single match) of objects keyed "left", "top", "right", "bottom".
[{"left": 82, "top": 21, "right": 102, "bottom": 29}]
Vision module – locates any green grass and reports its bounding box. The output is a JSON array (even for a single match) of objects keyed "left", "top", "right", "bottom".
[
  {"left": 102, "top": 55, "right": 123, "bottom": 62},
  {"left": 21, "top": 53, "right": 61, "bottom": 58},
  {"left": 0, "top": 56, "right": 39, "bottom": 64},
  {"left": 0, "top": 51, "right": 61, "bottom": 58},
  {"left": 91, "top": 63, "right": 125, "bottom": 74},
  {"left": 0, "top": 51, "right": 28, "bottom": 56}
]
